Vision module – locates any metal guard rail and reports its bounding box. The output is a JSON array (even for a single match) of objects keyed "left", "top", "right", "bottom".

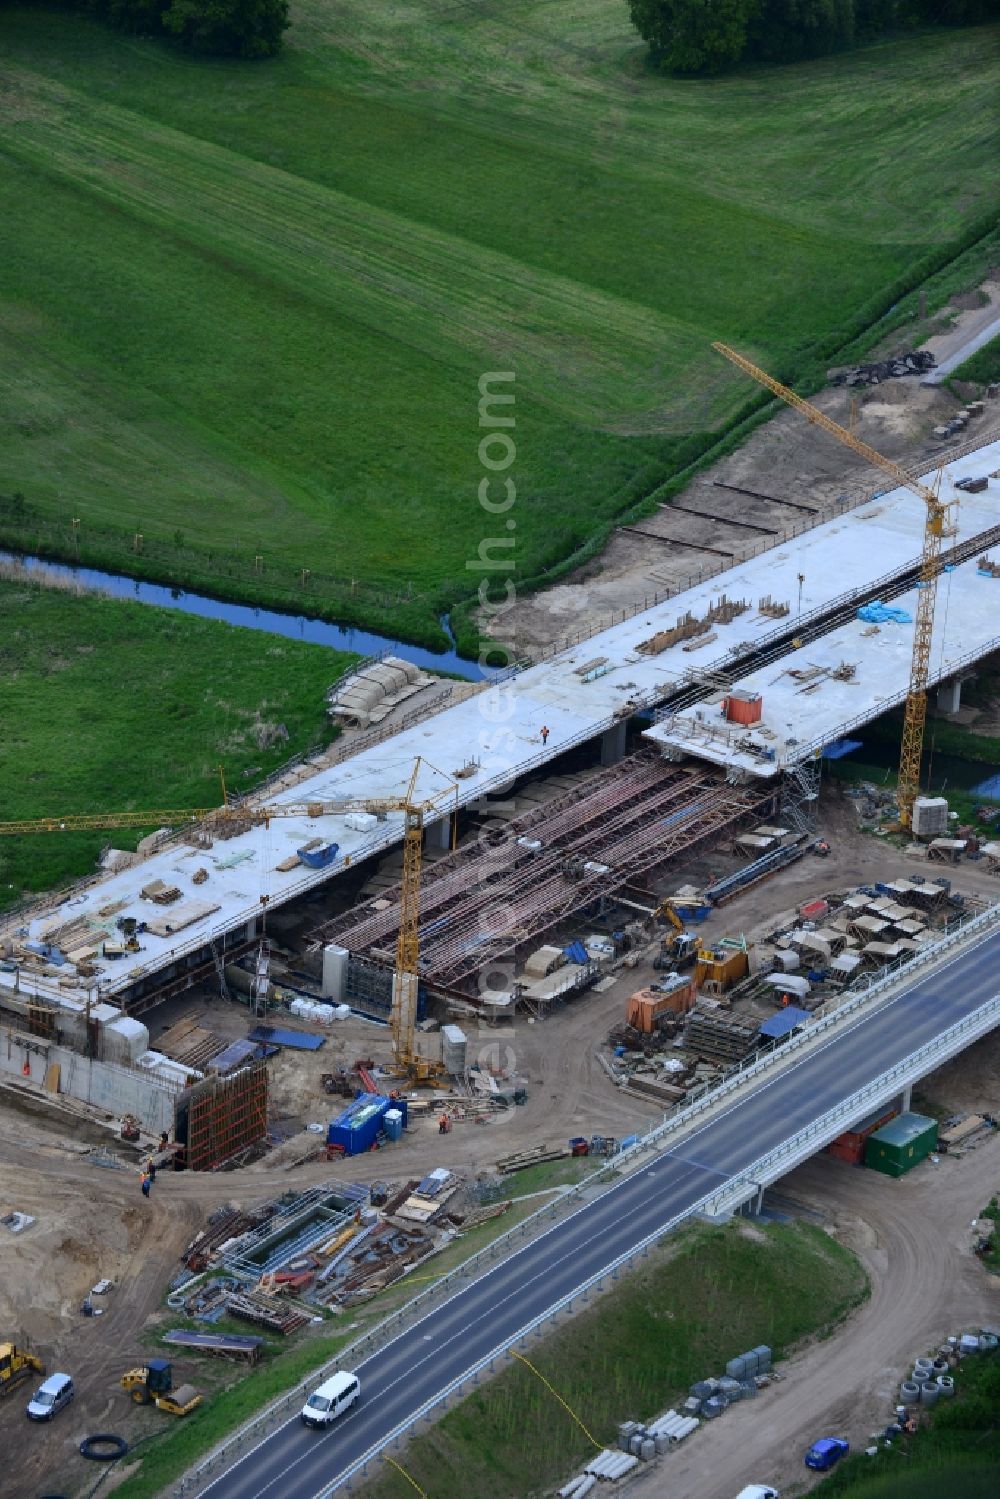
[{"left": 177, "top": 900, "right": 1000, "bottom": 1495}]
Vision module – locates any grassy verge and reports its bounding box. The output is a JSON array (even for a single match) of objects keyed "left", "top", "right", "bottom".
[
  {"left": 0, "top": 577, "right": 355, "bottom": 907},
  {"left": 104, "top": 1193, "right": 559, "bottom": 1498},
  {"left": 0, "top": 11, "right": 997, "bottom": 639},
  {"left": 355, "top": 1218, "right": 868, "bottom": 1499},
  {"left": 106, "top": 1325, "right": 361, "bottom": 1499},
  {"left": 815, "top": 1352, "right": 999, "bottom": 1498},
  {"left": 950, "top": 332, "right": 1000, "bottom": 387}
]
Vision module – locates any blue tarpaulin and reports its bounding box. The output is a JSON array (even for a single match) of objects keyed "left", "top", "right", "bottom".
[
  {"left": 857, "top": 601, "right": 912, "bottom": 625},
  {"left": 971, "top": 772, "right": 1000, "bottom": 801},
  {"left": 822, "top": 738, "right": 863, "bottom": 761},
  {"left": 208, "top": 1038, "right": 258, "bottom": 1074},
  {"left": 564, "top": 941, "right": 589, "bottom": 964},
  {"left": 246, "top": 1026, "right": 326, "bottom": 1051},
  {"left": 759, "top": 1006, "right": 811, "bottom": 1039}
]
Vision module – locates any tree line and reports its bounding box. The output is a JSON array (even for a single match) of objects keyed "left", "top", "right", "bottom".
[
  {"left": 0, "top": 0, "right": 290, "bottom": 58},
  {"left": 627, "top": 0, "right": 1000, "bottom": 74}
]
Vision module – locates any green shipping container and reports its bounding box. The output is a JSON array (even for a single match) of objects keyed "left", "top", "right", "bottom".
[{"left": 864, "top": 1111, "right": 938, "bottom": 1178}]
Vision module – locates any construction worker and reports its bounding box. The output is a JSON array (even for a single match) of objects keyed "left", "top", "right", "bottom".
[
  {"left": 540, "top": 725, "right": 550, "bottom": 745},
  {"left": 159, "top": 1131, "right": 169, "bottom": 1151},
  {"left": 140, "top": 1172, "right": 151, "bottom": 1199},
  {"left": 438, "top": 1114, "right": 449, "bottom": 1135},
  {"left": 146, "top": 1156, "right": 157, "bottom": 1184}
]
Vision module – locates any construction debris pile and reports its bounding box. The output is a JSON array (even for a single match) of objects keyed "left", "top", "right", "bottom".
[
  {"left": 829, "top": 351, "right": 935, "bottom": 386},
  {"left": 599, "top": 868, "right": 981, "bottom": 1108},
  {"left": 637, "top": 595, "right": 749, "bottom": 657},
  {"left": 173, "top": 1175, "right": 511, "bottom": 1331}
]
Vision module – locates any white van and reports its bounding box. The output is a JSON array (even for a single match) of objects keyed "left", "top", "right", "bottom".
[
  {"left": 26, "top": 1372, "right": 74, "bottom": 1422},
  {"left": 735, "top": 1487, "right": 778, "bottom": 1499},
  {"left": 300, "top": 1370, "right": 361, "bottom": 1429}
]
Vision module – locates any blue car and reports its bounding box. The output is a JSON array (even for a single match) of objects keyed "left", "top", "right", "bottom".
[{"left": 804, "top": 1436, "right": 849, "bottom": 1471}]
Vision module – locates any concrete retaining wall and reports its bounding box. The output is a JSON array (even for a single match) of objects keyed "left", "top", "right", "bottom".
[{"left": 0, "top": 1027, "right": 176, "bottom": 1134}]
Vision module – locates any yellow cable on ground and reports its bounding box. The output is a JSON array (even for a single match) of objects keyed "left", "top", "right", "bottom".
[
  {"left": 383, "top": 1455, "right": 429, "bottom": 1496},
  {"left": 509, "top": 1349, "right": 603, "bottom": 1449}
]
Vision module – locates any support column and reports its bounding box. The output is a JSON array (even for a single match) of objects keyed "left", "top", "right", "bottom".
[
  {"left": 321, "top": 944, "right": 349, "bottom": 1002},
  {"left": 425, "top": 814, "right": 451, "bottom": 852},
  {"left": 900, "top": 1084, "right": 912, "bottom": 1113},
  {"left": 936, "top": 679, "right": 961, "bottom": 714},
  {"left": 244, "top": 917, "right": 257, "bottom": 942},
  {"left": 600, "top": 720, "right": 627, "bottom": 766}
]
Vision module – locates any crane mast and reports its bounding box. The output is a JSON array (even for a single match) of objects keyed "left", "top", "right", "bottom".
[
  {"left": 712, "top": 342, "right": 956, "bottom": 827},
  {"left": 2, "top": 757, "right": 456, "bottom": 1080}
]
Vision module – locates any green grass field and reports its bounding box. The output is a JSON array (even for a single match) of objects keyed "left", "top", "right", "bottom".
[
  {"left": 0, "top": 8, "right": 997, "bottom": 640},
  {"left": 0, "top": 575, "right": 354, "bottom": 906},
  {"left": 357, "top": 1218, "right": 868, "bottom": 1499},
  {"left": 952, "top": 332, "right": 1000, "bottom": 386}
]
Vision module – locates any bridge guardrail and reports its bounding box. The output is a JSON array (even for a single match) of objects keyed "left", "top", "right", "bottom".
[
  {"left": 177, "top": 900, "right": 1000, "bottom": 1496},
  {"left": 195, "top": 988, "right": 1000, "bottom": 1498}
]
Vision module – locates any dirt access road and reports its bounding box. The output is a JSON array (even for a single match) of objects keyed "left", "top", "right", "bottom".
[
  {"left": 624, "top": 1136, "right": 1000, "bottom": 1499},
  {"left": 482, "top": 271, "right": 999, "bottom": 659}
]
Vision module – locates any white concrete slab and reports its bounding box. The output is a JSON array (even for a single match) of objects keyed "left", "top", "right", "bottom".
[
  {"left": 4, "top": 440, "right": 999, "bottom": 1002},
  {"left": 645, "top": 550, "right": 1000, "bottom": 775}
]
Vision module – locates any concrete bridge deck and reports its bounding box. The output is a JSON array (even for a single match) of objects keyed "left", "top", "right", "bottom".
[{"left": 4, "top": 437, "right": 999, "bottom": 1005}]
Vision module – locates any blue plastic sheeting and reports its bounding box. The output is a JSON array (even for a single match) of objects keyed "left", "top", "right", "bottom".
[
  {"left": 971, "top": 772, "right": 1000, "bottom": 801},
  {"left": 208, "top": 1038, "right": 258, "bottom": 1074},
  {"left": 564, "top": 941, "right": 589, "bottom": 965},
  {"left": 298, "top": 841, "right": 339, "bottom": 869},
  {"left": 857, "top": 601, "right": 912, "bottom": 624},
  {"left": 246, "top": 1026, "right": 326, "bottom": 1051},
  {"left": 759, "top": 1006, "right": 811, "bottom": 1039},
  {"left": 822, "top": 738, "right": 864, "bottom": 761}
]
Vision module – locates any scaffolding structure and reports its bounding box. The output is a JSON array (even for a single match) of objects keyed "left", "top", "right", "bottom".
[
  {"left": 178, "top": 1059, "right": 268, "bottom": 1172},
  {"left": 311, "top": 754, "right": 774, "bottom": 999}
]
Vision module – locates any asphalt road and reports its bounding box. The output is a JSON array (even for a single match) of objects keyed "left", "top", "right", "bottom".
[{"left": 203, "top": 927, "right": 1000, "bottom": 1499}]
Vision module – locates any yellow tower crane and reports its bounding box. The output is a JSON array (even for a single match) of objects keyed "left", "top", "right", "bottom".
[
  {"left": 0, "top": 758, "right": 456, "bottom": 1080},
  {"left": 712, "top": 342, "right": 957, "bottom": 829}
]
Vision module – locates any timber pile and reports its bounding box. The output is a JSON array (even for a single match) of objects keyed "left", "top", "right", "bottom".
[
  {"left": 228, "top": 1291, "right": 309, "bottom": 1335},
  {"left": 684, "top": 1004, "right": 758, "bottom": 1063},
  {"left": 157, "top": 1013, "right": 226, "bottom": 1071},
  {"left": 830, "top": 351, "right": 935, "bottom": 386},
  {"left": 497, "top": 1142, "right": 570, "bottom": 1174},
  {"left": 624, "top": 1074, "right": 688, "bottom": 1107}
]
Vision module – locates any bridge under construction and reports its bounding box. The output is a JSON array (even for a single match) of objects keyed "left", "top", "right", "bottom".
[{"left": 2, "top": 435, "right": 999, "bottom": 1022}]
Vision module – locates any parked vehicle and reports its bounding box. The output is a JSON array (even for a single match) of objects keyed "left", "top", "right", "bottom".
[
  {"left": 735, "top": 1487, "right": 779, "bottom": 1499},
  {"left": 300, "top": 1370, "right": 361, "bottom": 1429},
  {"left": 804, "top": 1436, "right": 849, "bottom": 1471},
  {"left": 26, "top": 1373, "right": 74, "bottom": 1422}
]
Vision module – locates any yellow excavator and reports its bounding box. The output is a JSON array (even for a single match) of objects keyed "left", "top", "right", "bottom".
[
  {"left": 0, "top": 1342, "right": 45, "bottom": 1399},
  {"left": 121, "top": 1359, "right": 202, "bottom": 1417}
]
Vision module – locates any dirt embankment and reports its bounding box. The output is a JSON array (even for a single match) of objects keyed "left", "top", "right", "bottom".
[{"left": 481, "top": 275, "right": 999, "bottom": 660}]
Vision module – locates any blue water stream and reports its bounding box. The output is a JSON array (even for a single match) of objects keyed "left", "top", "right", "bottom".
[{"left": 1, "top": 550, "right": 480, "bottom": 680}]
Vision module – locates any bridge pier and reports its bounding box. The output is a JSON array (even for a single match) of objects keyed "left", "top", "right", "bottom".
[
  {"left": 937, "top": 679, "right": 962, "bottom": 715},
  {"left": 425, "top": 814, "right": 451, "bottom": 852},
  {"left": 600, "top": 720, "right": 627, "bottom": 766}
]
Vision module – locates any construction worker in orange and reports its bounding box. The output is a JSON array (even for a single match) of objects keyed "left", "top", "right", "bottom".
[
  {"left": 140, "top": 1172, "right": 151, "bottom": 1199},
  {"left": 540, "top": 725, "right": 550, "bottom": 745}
]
